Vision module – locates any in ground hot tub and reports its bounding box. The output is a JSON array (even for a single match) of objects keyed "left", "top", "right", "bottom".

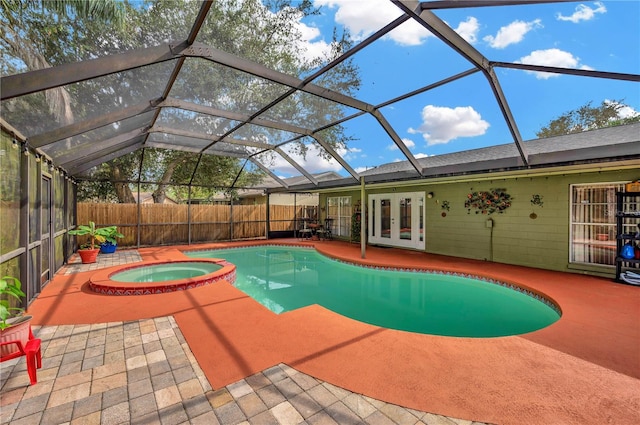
[
  {"left": 111, "top": 262, "right": 222, "bottom": 282},
  {"left": 89, "top": 259, "right": 236, "bottom": 295}
]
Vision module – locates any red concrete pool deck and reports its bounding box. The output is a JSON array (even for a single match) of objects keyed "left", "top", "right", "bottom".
[{"left": 26, "top": 240, "right": 640, "bottom": 425}]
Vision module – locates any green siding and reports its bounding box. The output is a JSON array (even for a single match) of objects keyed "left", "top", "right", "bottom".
[{"left": 320, "top": 168, "right": 640, "bottom": 276}]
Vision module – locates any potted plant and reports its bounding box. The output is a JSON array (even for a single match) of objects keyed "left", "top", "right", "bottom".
[
  {"left": 68, "top": 221, "right": 108, "bottom": 264},
  {"left": 98, "top": 226, "right": 124, "bottom": 254},
  {"left": 0, "top": 276, "right": 31, "bottom": 357}
]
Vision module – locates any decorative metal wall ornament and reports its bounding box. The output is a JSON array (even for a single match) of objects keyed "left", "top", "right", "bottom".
[
  {"left": 530, "top": 194, "right": 544, "bottom": 208},
  {"left": 465, "top": 188, "right": 512, "bottom": 215},
  {"left": 440, "top": 200, "right": 450, "bottom": 217},
  {"left": 530, "top": 194, "right": 544, "bottom": 219}
]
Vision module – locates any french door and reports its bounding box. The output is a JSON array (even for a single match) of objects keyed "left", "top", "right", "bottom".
[{"left": 368, "top": 192, "right": 425, "bottom": 249}]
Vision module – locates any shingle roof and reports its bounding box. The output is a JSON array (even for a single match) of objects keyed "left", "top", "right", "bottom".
[
  {"left": 361, "top": 122, "right": 640, "bottom": 178},
  {"left": 237, "top": 171, "right": 343, "bottom": 198},
  {"left": 269, "top": 122, "right": 639, "bottom": 193}
]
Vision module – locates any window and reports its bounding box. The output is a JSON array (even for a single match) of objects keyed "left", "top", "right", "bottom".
[
  {"left": 327, "top": 196, "right": 352, "bottom": 237},
  {"left": 570, "top": 183, "right": 625, "bottom": 266}
]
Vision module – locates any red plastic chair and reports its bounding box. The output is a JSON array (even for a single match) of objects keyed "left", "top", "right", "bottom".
[{"left": 0, "top": 326, "right": 42, "bottom": 385}]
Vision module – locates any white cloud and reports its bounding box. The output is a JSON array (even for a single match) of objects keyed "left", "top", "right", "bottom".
[
  {"left": 292, "top": 14, "right": 333, "bottom": 61},
  {"left": 392, "top": 152, "right": 430, "bottom": 162},
  {"left": 605, "top": 100, "right": 640, "bottom": 119},
  {"left": 387, "top": 138, "right": 415, "bottom": 151},
  {"left": 516, "top": 48, "right": 590, "bottom": 79},
  {"left": 556, "top": 2, "right": 606, "bottom": 23},
  {"left": 483, "top": 19, "right": 542, "bottom": 49},
  {"left": 394, "top": 153, "right": 430, "bottom": 161},
  {"left": 269, "top": 143, "right": 359, "bottom": 175},
  {"left": 315, "top": 0, "right": 399, "bottom": 40},
  {"left": 388, "top": 20, "right": 433, "bottom": 46},
  {"left": 315, "top": 0, "right": 432, "bottom": 46},
  {"left": 409, "top": 105, "right": 490, "bottom": 145},
  {"left": 315, "top": 1, "right": 485, "bottom": 46},
  {"left": 455, "top": 17, "right": 480, "bottom": 44},
  {"left": 238, "top": 5, "right": 334, "bottom": 64},
  {"left": 337, "top": 146, "right": 362, "bottom": 162},
  {"left": 342, "top": 146, "right": 362, "bottom": 162}
]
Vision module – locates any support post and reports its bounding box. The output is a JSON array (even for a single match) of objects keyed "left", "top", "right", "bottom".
[
  {"left": 265, "top": 192, "right": 270, "bottom": 239},
  {"left": 19, "top": 145, "right": 30, "bottom": 308},
  {"left": 136, "top": 181, "right": 141, "bottom": 249},
  {"left": 187, "top": 185, "right": 192, "bottom": 245},
  {"left": 229, "top": 196, "right": 234, "bottom": 241},
  {"left": 294, "top": 193, "right": 297, "bottom": 239}
]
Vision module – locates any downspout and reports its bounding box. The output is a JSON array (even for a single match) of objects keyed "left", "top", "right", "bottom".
[{"left": 361, "top": 176, "right": 366, "bottom": 259}]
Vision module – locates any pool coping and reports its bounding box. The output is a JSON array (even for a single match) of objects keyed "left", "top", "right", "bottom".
[{"left": 89, "top": 258, "right": 236, "bottom": 295}]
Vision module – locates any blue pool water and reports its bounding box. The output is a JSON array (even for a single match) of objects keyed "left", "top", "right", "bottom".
[
  {"left": 186, "top": 246, "right": 560, "bottom": 337},
  {"left": 110, "top": 262, "right": 222, "bottom": 283}
]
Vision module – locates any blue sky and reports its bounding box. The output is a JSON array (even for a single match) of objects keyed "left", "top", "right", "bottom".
[{"left": 268, "top": 0, "right": 639, "bottom": 177}]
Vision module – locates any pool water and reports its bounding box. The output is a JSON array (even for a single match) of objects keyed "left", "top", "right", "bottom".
[
  {"left": 186, "top": 246, "right": 560, "bottom": 337},
  {"left": 110, "top": 262, "right": 222, "bottom": 283}
]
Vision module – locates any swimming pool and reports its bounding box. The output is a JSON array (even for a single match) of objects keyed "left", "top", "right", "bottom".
[{"left": 186, "top": 246, "right": 560, "bottom": 337}]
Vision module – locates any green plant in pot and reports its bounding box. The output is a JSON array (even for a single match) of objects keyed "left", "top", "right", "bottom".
[
  {"left": 98, "top": 226, "right": 124, "bottom": 254},
  {"left": 0, "top": 276, "right": 32, "bottom": 357},
  {"left": 0, "top": 276, "right": 26, "bottom": 330},
  {"left": 68, "top": 221, "right": 108, "bottom": 264}
]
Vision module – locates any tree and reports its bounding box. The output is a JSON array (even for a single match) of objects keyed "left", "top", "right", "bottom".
[
  {"left": 1, "top": 0, "right": 126, "bottom": 126},
  {"left": 536, "top": 100, "right": 640, "bottom": 138},
  {"left": 2, "top": 0, "right": 360, "bottom": 203}
]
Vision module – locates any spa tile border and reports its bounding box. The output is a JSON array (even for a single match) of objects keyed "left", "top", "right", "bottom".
[{"left": 89, "top": 259, "right": 236, "bottom": 296}]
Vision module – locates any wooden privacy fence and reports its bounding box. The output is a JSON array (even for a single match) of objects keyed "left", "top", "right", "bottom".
[{"left": 77, "top": 203, "right": 308, "bottom": 247}]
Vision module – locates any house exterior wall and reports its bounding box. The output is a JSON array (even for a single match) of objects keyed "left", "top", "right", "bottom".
[
  {"left": 241, "top": 193, "right": 319, "bottom": 206},
  {"left": 319, "top": 167, "right": 639, "bottom": 277},
  {"left": 131, "top": 192, "right": 177, "bottom": 204},
  {"left": 270, "top": 193, "right": 318, "bottom": 206}
]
